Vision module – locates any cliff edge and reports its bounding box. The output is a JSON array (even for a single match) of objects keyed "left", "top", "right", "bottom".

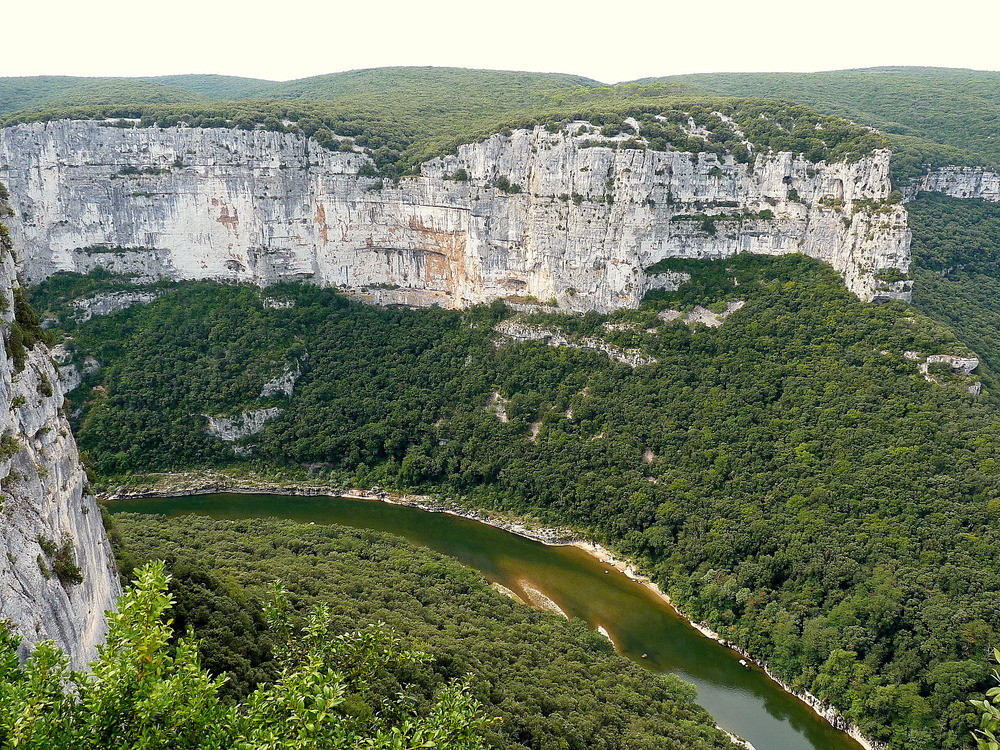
[
  {"left": 0, "top": 119, "right": 911, "bottom": 310},
  {"left": 0, "top": 183, "right": 120, "bottom": 669}
]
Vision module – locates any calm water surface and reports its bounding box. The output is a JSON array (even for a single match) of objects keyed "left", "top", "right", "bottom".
[{"left": 110, "top": 492, "right": 863, "bottom": 750}]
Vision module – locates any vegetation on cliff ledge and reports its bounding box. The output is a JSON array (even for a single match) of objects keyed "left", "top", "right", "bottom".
[
  {"left": 5, "top": 65, "right": 990, "bottom": 185},
  {"left": 661, "top": 67, "right": 1000, "bottom": 177}
]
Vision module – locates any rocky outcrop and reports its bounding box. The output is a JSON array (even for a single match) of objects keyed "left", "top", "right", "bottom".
[
  {"left": 903, "top": 350, "right": 981, "bottom": 393},
  {"left": 916, "top": 167, "right": 1000, "bottom": 202},
  {"left": 259, "top": 363, "right": 299, "bottom": 398},
  {"left": 0, "top": 120, "right": 911, "bottom": 312},
  {"left": 204, "top": 407, "right": 282, "bottom": 442},
  {"left": 495, "top": 320, "right": 657, "bottom": 367},
  {"left": 925, "top": 353, "right": 979, "bottom": 375},
  {"left": 0, "top": 223, "right": 120, "bottom": 668},
  {"left": 50, "top": 344, "right": 82, "bottom": 393},
  {"left": 72, "top": 291, "right": 161, "bottom": 323},
  {"left": 659, "top": 300, "right": 746, "bottom": 328}
]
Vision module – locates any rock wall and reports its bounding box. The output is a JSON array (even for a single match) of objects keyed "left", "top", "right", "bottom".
[
  {"left": 204, "top": 407, "right": 283, "bottom": 442},
  {"left": 0, "top": 222, "right": 120, "bottom": 668},
  {"left": 917, "top": 167, "right": 1000, "bottom": 202},
  {"left": 0, "top": 120, "right": 912, "bottom": 311}
]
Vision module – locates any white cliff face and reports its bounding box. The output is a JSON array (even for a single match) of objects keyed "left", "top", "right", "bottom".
[
  {"left": 0, "top": 253, "right": 121, "bottom": 668},
  {"left": 918, "top": 167, "right": 1000, "bottom": 202},
  {"left": 72, "top": 291, "right": 162, "bottom": 323},
  {"left": 495, "top": 320, "right": 657, "bottom": 368},
  {"left": 0, "top": 120, "right": 912, "bottom": 311},
  {"left": 259, "top": 363, "right": 298, "bottom": 398},
  {"left": 204, "top": 407, "right": 282, "bottom": 442}
]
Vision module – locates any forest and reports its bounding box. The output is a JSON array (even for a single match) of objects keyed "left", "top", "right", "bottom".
[
  {"left": 1, "top": 559, "right": 496, "bottom": 749},
  {"left": 96, "top": 512, "right": 734, "bottom": 750},
  {"left": 9, "top": 64, "right": 1000, "bottom": 749},
  {"left": 909, "top": 192, "right": 1000, "bottom": 379},
  {"left": 30, "top": 252, "right": 1000, "bottom": 750}
]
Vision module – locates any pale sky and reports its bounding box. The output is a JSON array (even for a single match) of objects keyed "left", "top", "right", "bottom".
[{"left": 5, "top": 0, "right": 1000, "bottom": 83}]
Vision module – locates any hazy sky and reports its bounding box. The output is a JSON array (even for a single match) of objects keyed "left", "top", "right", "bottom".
[{"left": 5, "top": 0, "right": 1000, "bottom": 83}]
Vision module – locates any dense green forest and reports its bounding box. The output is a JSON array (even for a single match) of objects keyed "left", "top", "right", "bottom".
[
  {"left": 0, "top": 67, "right": 603, "bottom": 116},
  {"left": 909, "top": 193, "right": 1000, "bottom": 380},
  {"left": 0, "top": 76, "right": 204, "bottom": 114},
  {"left": 665, "top": 67, "right": 1000, "bottom": 162},
  {"left": 0, "top": 560, "right": 495, "bottom": 749},
  {"left": 32, "top": 253, "right": 998, "bottom": 749},
  {"left": 101, "top": 513, "right": 732, "bottom": 750}
]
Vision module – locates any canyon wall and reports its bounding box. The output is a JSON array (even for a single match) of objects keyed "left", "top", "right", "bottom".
[
  {"left": 0, "top": 207, "right": 120, "bottom": 668},
  {"left": 916, "top": 166, "right": 1000, "bottom": 202},
  {"left": 0, "top": 120, "right": 912, "bottom": 310}
]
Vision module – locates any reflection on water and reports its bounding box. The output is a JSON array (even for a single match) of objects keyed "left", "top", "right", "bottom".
[{"left": 109, "top": 493, "right": 863, "bottom": 750}]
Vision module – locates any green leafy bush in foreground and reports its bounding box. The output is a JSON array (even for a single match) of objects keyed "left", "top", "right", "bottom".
[{"left": 0, "top": 561, "right": 491, "bottom": 750}]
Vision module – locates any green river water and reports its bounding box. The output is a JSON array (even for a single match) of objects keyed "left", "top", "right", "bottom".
[{"left": 109, "top": 492, "right": 864, "bottom": 750}]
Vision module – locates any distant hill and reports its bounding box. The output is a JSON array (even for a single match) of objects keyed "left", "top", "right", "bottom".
[
  {"left": 0, "top": 67, "right": 604, "bottom": 117},
  {"left": 143, "top": 74, "right": 272, "bottom": 100},
  {"left": 0, "top": 76, "right": 208, "bottom": 113},
  {"left": 240, "top": 67, "right": 603, "bottom": 110},
  {"left": 650, "top": 67, "right": 1000, "bottom": 167}
]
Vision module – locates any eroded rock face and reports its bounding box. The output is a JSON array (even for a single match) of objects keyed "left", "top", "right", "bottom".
[
  {"left": 259, "top": 363, "right": 299, "bottom": 398},
  {"left": 0, "top": 120, "right": 911, "bottom": 311},
  {"left": 495, "top": 320, "right": 657, "bottom": 368},
  {"left": 917, "top": 167, "right": 1000, "bottom": 202},
  {"left": 204, "top": 407, "right": 282, "bottom": 442},
  {"left": 72, "top": 291, "right": 161, "bottom": 323},
  {"left": 925, "top": 354, "right": 979, "bottom": 375},
  {"left": 0, "top": 256, "right": 120, "bottom": 669}
]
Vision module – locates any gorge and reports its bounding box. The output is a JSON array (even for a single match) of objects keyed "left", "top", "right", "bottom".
[
  {"left": 1, "top": 66, "right": 998, "bottom": 750},
  {"left": 107, "top": 489, "right": 868, "bottom": 750}
]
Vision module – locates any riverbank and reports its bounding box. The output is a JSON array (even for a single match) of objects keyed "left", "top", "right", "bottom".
[{"left": 99, "top": 469, "right": 883, "bottom": 750}]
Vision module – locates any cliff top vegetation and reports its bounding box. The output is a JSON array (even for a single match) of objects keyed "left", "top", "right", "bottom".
[
  {"left": 2, "top": 65, "right": 992, "bottom": 184},
  {"left": 0, "top": 69, "right": 886, "bottom": 176}
]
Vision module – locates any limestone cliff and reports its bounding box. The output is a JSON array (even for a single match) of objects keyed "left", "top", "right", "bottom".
[
  {"left": 916, "top": 166, "right": 1000, "bottom": 202},
  {"left": 0, "top": 120, "right": 911, "bottom": 311},
  {"left": 0, "top": 189, "right": 120, "bottom": 668}
]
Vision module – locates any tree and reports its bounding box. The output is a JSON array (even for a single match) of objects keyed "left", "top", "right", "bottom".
[
  {"left": 0, "top": 562, "right": 494, "bottom": 750},
  {"left": 972, "top": 649, "right": 1000, "bottom": 749}
]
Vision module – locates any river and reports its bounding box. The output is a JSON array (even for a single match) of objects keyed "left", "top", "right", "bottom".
[{"left": 108, "top": 491, "right": 865, "bottom": 750}]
